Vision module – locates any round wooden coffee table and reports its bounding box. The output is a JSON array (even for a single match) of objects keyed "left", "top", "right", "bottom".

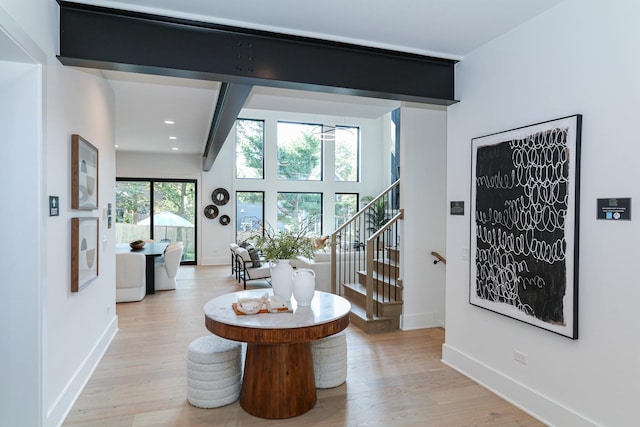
[{"left": 204, "top": 289, "right": 350, "bottom": 419}]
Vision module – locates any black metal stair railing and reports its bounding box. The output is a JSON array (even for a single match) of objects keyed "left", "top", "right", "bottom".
[{"left": 331, "top": 180, "right": 402, "bottom": 319}]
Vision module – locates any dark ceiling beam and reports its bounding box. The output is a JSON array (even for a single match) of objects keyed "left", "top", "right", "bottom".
[
  {"left": 203, "top": 82, "right": 252, "bottom": 171},
  {"left": 57, "top": 1, "right": 458, "bottom": 169},
  {"left": 57, "top": 1, "right": 457, "bottom": 105}
]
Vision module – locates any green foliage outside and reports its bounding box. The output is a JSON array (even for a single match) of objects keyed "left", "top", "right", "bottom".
[
  {"left": 278, "top": 132, "right": 321, "bottom": 180},
  {"left": 236, "top": 119, "right": 264, "bottom": 179},
  {"left": 249, "top": 220, "right": 317, "bottom": 261},
  {"left": 335, "top": 126, "right": 358, "bottom": 181},
  {"left": 115, "top": 181, "right": 195, "bottom": 225}
]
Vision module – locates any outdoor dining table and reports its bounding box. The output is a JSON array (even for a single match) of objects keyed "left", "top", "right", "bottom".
[{"left": 203, "top": 289, "right": 351, "bottom": 419}]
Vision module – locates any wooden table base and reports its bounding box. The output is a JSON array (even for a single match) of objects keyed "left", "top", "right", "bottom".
[{"left": 240, "top": 342, "right": 316, "bottom": 419}]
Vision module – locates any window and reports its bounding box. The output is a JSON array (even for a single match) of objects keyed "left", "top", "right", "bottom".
[
  {"left": 334, "top": 126, "right": 360, "bottom": 182},
  {"left": 115, "top": 180, "right": 150, "bottom": 240},
  {"left": 277, "top": 192, "right": 322, "bottom": 234},
  {"left": 116, "top": 178, "right": 197, "bottom": 264},
  {"left": 277, "top": 121, "right": 322, "bottom": 181},
  {"left": 236, "top": 119, "right": 264, "bottom": 179},
  {"left": 236, "top": 191, "right": 264, "bottom": 243},
  {"left": 335, "top": 193, "right": 358, "bottom": 229}
]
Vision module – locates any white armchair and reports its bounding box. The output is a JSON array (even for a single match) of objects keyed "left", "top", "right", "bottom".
[
  {"left": 116, "top": 252, "right": 146, "bottom": 302},
  {"left": 235, "top": 247, "right": 271, "bottom": 289},
  {"left": 155, "top": 242, "right": 184, "bottom": 291}
]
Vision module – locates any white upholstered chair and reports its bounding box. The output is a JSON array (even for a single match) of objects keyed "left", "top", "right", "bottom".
[
  {"left": 116, "top": 252, "right": 146, "bottom": 302},
  {"left": 155, "top": 242, "right": 184, "bottom": 291},
  {"left": 235, "top": 247, "right": 271, "bottom": 289}
]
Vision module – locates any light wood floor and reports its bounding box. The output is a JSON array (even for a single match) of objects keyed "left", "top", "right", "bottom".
[{"left": 63, "top": 266, "right": 544, "bottom": 427}]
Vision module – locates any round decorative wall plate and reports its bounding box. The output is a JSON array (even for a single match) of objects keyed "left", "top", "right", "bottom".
[
  {"left": 211, "top": 188, "right": 230, "bottom": 206},
  {"left": 219, "top": 215, "right": 231, "bottom": 226},
  {"left": 204, "top": 204, "right": 219, "bottom": 219}
]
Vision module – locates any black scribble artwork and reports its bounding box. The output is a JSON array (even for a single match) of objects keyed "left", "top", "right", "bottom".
[{"left": 474, "top": 127, "right": 570, "bottom": 325}]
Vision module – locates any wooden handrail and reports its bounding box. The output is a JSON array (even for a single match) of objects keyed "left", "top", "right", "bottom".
[{"left": 431, "top": 251, "right": 446, "bottom": 265}]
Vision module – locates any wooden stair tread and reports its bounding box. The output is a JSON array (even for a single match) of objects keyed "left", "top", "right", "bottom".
[
  {"left": 373, "top": 257, "right": 399, "bottom": 265},
  {"left": 343, "top": 282, "right": 404, "bottom": 305},
  {"left": 356, "top": 270, "right": 402, "bottom": 286},
  {"left": 348, "top": 303, "right": 397, "bottom": 322},
  {"left": 348, "top": 304, "right": 400, "bottom": 334}
]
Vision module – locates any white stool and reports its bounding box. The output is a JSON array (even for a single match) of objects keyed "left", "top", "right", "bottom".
[
  {"left": 312, "top": 331, "right": 347, "bottom": 389},
  {"left": 187, "top": 335, "right": 242, "bottom": 408}
]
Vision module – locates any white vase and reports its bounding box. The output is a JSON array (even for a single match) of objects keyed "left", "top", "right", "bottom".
[
  {"left": 292, "top": 268, "right": 316, "bottom": 306},
  {"left": 270, "top": 259, "right": 294, "bottom": 300}
]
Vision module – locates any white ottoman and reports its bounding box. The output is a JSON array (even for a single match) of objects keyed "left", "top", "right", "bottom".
[
  {"left": 312, "top": 331, "right": 347, "bottom": 389},
  {"left": 187, "top": 335, "right": 242, "bottom": 408}
]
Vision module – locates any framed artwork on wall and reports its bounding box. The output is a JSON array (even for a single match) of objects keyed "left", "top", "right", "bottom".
[
  {"left": 72, "top": 134, "right": 99, "bottom": 210},
  {"left": 470, "top": 115, "right": 582, "bottom": 339},
  {"left": 71, "top": 217, "right": 99, "bottom": 292}
]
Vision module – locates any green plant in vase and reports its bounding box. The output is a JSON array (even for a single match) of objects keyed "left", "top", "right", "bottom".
[
  {"left": 249, "top": 220, "right": 317, "bottom": 300},
  {"left": 249, "top": 221, "right": 316, "bottom": 261}
]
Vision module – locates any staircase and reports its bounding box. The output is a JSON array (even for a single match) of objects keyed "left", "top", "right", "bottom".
[
  {"left": 331, "top": 180, "right": 403, "bottom": 334},
  {"left": 342, "top": 246, "right": 403, "bottom": 333}
]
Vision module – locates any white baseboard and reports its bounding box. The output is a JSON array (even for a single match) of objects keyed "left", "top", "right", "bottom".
[
  {"left": 400, "top": 311, "right": 444, "bottom": 330},
  {"left": 47, "top": 316, "right": 118, "bottom": 427},
  {"left": 441, "top": 343, "right": 599, "bottom": 427}
]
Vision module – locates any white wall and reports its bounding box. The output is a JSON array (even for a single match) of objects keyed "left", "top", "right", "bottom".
[
  {"left": 1, "top": 1, "right": 118, "bottom": 426},
  {"left": 399, "top": 105, "right": 447, "bottom": 329},
  {"left": 117, "top": 109, "right": 390, "bottom": 266},
  {"left": 444, "top": 1, "right": 640, "bottom": 425},
  {"left": 44, "top": 62, "right": 117, "bottom": 427},
  {"left": 0, "top": 59, "right": 43, "bottom": 427}
]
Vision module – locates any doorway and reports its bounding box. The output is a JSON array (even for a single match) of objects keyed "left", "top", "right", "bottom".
[{"left": 116, "top": 178, "right": 197, "bottom": 264}]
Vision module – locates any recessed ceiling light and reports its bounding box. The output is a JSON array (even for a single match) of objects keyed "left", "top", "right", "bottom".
[
  {"left": 169, "top": 136, "right": 177, "bottom": 140},
  {"left": 164, "top": 120, "right": 174, "bottom": 125},
  {"left": 172, "top": 147, "right": 179, "bottom": 151},
  {"left": 114, "top": 144, "right": 119, "bottom": 148}
]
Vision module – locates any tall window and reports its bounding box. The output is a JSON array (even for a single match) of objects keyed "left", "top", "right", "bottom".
[
  {"left": 335, "top": 126, "right": 360, "bottom": 182},
  {"left": 277, "top": 121, "right": 322, "bottom": 181},
  {"left": 335, "top": 193, "right": 358, "bottom": 229},
  {"left": 116, "top": 179, "right": 197, "bottom": 264},
  {"left": 236, "top": 191, "right": 264, "bottom": 243},
  {"left": 277, "top": 192, "right": 322, "bottom": 234},
  {"left": 115, "top": 180, "right": 150, "bottom": 240},
  {"left": 236, "top": 118, "right": 264, "bottom": 179}
]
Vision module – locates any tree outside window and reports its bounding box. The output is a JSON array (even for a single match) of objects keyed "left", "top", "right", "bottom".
[
  {"left": 236, "top": 119, "right": 264, "bottom": 179},
  {"left": 335, "top": 126, "right": 359, "bottom": 182},
  {"left": 277, "top": 192, "right": 322, "bottom": 234},
  {"left": 335, "top": 193, "right": 358, "bottom": 229},
  {"left": 277, "top": 122, "right": 322, "bottom": 181}
]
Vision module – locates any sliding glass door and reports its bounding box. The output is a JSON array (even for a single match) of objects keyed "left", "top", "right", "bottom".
[{"left": 116, "top": 178, "right": 197, "bottom": 264}]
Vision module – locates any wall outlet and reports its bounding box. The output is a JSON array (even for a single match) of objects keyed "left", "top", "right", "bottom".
[
  {"left": 461, "top": 248, "right": 469, "bottom": 260},
  {"left": 514, "top": 350, "right": 528, "bottom": 365}
]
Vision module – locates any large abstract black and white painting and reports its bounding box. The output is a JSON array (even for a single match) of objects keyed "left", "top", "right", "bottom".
[{"left": 470, "top": 115, "right": 581, "bottom": 339}]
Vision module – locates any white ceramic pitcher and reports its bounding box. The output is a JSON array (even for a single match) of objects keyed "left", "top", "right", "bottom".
[
  {"left": 270, "top": 260, "right": 294, "bottom": 300},
  {"left": 292, "top": 268, "right": 316, "bottom": 306}
]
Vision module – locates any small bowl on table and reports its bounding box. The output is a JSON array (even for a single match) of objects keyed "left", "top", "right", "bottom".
[{"left": 130, "top": 240, "right": 145, "bottom": 250}]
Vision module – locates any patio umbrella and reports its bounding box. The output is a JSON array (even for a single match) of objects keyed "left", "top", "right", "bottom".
[{"left": 137, "top": 211, "right": 194, "bottom": 239}]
